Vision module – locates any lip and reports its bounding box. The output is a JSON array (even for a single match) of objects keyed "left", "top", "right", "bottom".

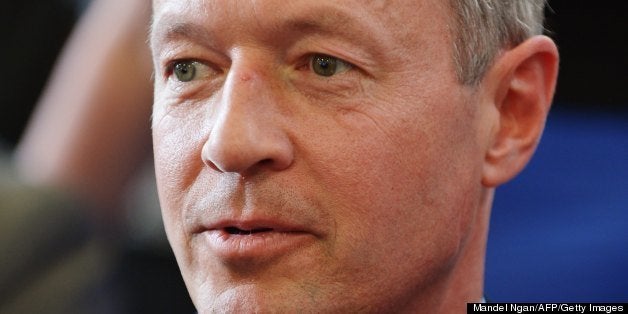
[{"left": 197, "top": 219, "right": 318, "bottom": 263}]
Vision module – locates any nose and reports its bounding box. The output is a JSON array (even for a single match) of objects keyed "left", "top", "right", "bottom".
[{"left": 201, "top": 65, "right": 294, "bottom": 175}]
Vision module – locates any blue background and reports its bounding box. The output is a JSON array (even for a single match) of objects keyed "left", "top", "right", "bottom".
[{"left": 485, "top": 106, "right": 628, "bottom": 302}]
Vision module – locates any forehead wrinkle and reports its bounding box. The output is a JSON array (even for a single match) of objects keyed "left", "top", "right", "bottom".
[
  {"left": 261, "top": 3, "right": 397, "bottom": 63},
  {"left": 279, "top": 10, "right": 355, "bottom": 39},
  {"left": 152, "top": 1, "right": 396, "bottom": 52},
  {"left": 150, "top": 0, "right": 215, "bottom": 52},
  {"left": 151, "top": 20, "right": 212, "bottom": 50}
]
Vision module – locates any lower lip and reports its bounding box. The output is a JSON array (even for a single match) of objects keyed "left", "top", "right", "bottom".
[{"left": 203, "top": 230, "right": 315, "bottom": 262}]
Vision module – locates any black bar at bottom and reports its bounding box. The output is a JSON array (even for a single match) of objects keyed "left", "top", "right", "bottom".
[{"left": 467, "top": 303, "right": 627, "bottom": 314}]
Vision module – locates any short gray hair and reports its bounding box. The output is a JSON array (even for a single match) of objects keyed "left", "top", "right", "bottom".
[{"left": 449, "top": 0, "right": 547, "bottom": 85}]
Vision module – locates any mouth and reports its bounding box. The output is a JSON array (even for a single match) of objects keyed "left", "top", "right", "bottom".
[
  {"left": 199, "top": 220, "right": 318, "bottom": 264},
  {"left": 223, "top": 226, "right": 274, "bottom": 235}
]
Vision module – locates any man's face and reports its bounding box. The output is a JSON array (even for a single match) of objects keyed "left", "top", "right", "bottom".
[{"left": 151, "top": 0, "right": 490, "bottom": 311}]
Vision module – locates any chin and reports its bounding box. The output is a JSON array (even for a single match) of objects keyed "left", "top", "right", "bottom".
[{"left": 192, "top": 284, "right": 310, "bottom": 314}]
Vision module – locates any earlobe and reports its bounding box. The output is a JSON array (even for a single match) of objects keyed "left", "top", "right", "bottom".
[{"left": 481, "top": 35, "right": 559, "bottom": 187}]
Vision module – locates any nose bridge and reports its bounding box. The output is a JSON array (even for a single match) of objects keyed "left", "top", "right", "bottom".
[
  {"left": 222, "top": 57, "right": 270, "bottom": 120},
  {"left": 217, "top": 56, "right": 275, "bottom": 145},
  {"left": 202, "top": 55, "right": 293, "bottom": 174}
]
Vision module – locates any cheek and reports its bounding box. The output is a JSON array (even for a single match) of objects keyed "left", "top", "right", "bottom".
[
  {"left": 152, "top": 113, "right": 216, "bottom": 300},
  {"left": 321, "top": 93, "right": 480, "bottom": 212},
  {"left": 152, "top": 110, "right": 208, "bottom": 245},
  {"left": 303, "top": 88, "right": 484, "bottom": 278},
  {"left": 152, "top": 99, "right": 210, "bottom": 200},
  {"left": 302, "top": 136, "right": 481, "bottom": 300},
  {"left": 154, "top": 124, "right": 199, "bottom": 205}
]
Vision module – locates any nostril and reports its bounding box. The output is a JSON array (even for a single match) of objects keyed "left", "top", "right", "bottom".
[
  {"left": 201, "top": 119, "right": 294, "bottom": 174},
  {"left": 259, "top": 159, "right": 273, "bottom": 166}
]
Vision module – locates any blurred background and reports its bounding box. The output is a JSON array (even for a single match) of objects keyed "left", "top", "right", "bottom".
[
  {"left": 485, "top": 1, "right": 628, "bottom": 302},
  {"left": 0, "top": 0, "right": 626, "bottom": 312}
]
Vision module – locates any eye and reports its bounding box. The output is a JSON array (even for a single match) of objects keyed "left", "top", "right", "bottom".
[
  {"left": 310, "top": 54, "right": 353, "bottom": 77},
  {"left": 171, "top": 60, "right": 206, "bottom": 82}
]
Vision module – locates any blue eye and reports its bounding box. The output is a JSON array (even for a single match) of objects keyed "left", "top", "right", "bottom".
[
  {"left": 173, "top": 61, "right": 199, "bottom": 82},
  {"left": 310, "top": 54, "right": 352, "bottom": 77}
]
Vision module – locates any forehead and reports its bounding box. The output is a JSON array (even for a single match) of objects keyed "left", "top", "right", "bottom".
[
  {"left": 152, "top": 0, "right": 403, "bottom": 14},
  {"left": 150, "top": 0, "right": 452, "bottom": 48}
]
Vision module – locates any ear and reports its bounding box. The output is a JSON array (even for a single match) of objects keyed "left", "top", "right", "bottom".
[{"left": 481, "top": 35, "right": 559, "bottom": 187}]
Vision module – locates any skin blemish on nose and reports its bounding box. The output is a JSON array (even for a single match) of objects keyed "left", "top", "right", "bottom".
[{"left": 239, "top": 73, "right": 253, "bottom": 82}]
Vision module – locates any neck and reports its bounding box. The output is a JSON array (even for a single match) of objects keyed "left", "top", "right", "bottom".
[{"left": 439, "top": 188, "right": 493, "bottom": 313}]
